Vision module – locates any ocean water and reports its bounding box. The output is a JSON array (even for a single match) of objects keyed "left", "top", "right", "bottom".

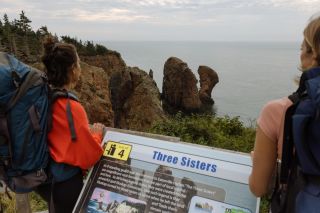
[{"left": 102, "top": 41, "right": 300, "bottom": 123}]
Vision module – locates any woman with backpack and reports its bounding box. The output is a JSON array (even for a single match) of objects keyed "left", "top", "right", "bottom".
[
  {"left": 35, "top": 36, "right": 105, "bottom": 213},
  {"left": 249, "top": 14, "right": 320, "bottom": 212}
]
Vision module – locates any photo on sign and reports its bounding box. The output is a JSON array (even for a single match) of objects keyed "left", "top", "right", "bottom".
[
  {"left": 189, "top": 196, "right": 252, "bottom": 213},
  {"left": 86, "top": 187, "right": 146, "bottom": 213},
  {"left": 193, "top": 201, "right": 214, "bottom": 213}
]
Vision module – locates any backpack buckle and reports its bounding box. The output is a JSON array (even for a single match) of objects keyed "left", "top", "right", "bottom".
[
  {"left": 36, "top": 169, "right": 44, "bottom": 177},
  {"left": 0, "top": 113, "right": 10, "bottom": 146},
  {"left": 11, "top": 71, "right": 21, "bottom": 88}
]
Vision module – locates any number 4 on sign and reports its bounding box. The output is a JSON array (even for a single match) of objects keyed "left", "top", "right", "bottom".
[{"left": 103, "top": 141, "right": 132, "bottom": 161}]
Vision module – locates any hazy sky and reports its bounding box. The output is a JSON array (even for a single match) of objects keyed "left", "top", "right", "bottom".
[{"left": 1, "top": 0, "right": 320, "bottom": 41}]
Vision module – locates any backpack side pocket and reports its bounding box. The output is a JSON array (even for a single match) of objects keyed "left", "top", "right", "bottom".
[{"left": 295, "top": 183, "right": 320, "bottom": 213}]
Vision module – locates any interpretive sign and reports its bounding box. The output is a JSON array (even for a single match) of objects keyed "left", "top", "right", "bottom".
[{"left": 74, "top": 129, "right": 259, "bottom": 213}]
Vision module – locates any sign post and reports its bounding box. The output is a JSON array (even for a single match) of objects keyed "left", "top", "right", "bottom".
[{"left": 74, "top": 129, "right": 259, "bottom": 213}]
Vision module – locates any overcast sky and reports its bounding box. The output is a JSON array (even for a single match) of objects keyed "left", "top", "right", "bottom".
[{"left": 1, "top": 0, "right": 320, "bottom": 41}]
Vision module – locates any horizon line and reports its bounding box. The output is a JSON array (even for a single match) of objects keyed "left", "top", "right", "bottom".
[{"left": 96, "top": 40, "right": 301, "bottom": 43}]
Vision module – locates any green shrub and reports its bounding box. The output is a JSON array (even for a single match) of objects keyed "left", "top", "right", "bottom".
[{"left": 150, "top": 113, "right": 255, "bottom": 153}]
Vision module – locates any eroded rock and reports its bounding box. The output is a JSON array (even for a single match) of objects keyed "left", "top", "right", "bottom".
[
  {"left": 118, "top": 67, "right": 166, "bottom": 131},
  {"left": 162, "top": 57, "right": 201, "bottom": 114},
  {"left": 198, "top": 65, "right": 219, "bottom": 105}
]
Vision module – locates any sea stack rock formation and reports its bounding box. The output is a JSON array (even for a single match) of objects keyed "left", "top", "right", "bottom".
[
  {"left": 162, "top": 57, "right": 201, "bottom": 114},
  {"left": 198, "top": 65, "right": 219, "bottom": 110}
]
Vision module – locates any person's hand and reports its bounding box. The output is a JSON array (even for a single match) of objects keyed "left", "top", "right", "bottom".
[{"left": 90, "top": 123, "right": 105, "bottom": 138}]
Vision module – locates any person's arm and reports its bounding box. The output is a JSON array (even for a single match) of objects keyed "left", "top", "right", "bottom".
[
  {"left": 69, "top": 100, "right": 104, "bottom": 169},
  {"left": 249, "top": 125, "right": 277, "bottom": 197}
]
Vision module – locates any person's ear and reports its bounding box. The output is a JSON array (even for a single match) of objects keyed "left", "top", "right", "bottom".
[
  {"left": 312, "top": 52, "right": 319, "bottom": 66},
  {"left": 312, "top": 51, "right": 317, "bottom": 59}
]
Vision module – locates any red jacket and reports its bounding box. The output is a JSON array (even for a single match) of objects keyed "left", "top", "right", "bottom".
[{"left": 48, "top": 98, "right": 103, "bottom": 170}]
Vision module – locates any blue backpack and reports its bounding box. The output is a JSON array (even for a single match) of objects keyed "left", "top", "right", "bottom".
[
  {"left": 271, "top": 67, "right": 320, "bottom": 213},
  {"left": 0, "top": 52, "right": 49, "bottom": 193}
]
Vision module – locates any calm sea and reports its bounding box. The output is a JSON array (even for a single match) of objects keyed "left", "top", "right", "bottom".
[{"left": 102, "top": 41, "right": 300, "bottom": 124}]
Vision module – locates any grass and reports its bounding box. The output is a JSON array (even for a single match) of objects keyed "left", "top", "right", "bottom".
[{"left": 0, "top": 191, "right": 47, "bottom": 213}]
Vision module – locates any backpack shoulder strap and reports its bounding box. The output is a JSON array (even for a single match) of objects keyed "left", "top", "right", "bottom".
[
  {"left": 306, "top": 75, "right": 320, "bottom": 108},
  {"left": 48, "top": 88, "right": 79, "bottom": 141},
  {"left": 280, "top": 92, "right": 300, "bottom": 184},
  {"left": 50, "top": 88, "right": 79, "bottom": 103}
]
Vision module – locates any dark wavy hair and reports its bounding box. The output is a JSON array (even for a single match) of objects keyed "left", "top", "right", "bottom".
[{"left": 41, "top": 36, "right": 78, "bottom": 88}]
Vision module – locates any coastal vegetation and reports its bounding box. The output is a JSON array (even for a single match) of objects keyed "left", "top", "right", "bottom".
[
  {"left": 150, "top": 113, "right": 255, "bottom": 153},
  {"left": 0, "top": 11, "right": 110, "bottom": 62}
]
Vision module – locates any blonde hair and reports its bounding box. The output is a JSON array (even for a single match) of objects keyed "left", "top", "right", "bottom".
[{"left": 303, "top": 14, "right": 320, "bottom": 66}]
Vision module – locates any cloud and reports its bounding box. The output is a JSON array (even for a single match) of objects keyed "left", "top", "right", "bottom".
[
  {"left": 267, "top": 0, "right": 320, "bottom": 12},
  {"left": 69, "top": 8, "right": 152, "bottom": 22},
  {"left": 3, "top": 0, "right": 318, "bottom": 24},
  {"left": 1, "top": 0, "right": 318, "bottom": 41}
]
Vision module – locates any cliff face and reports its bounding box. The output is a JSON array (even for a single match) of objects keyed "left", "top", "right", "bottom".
[
  {"left": 32, "top": 61, "right": 114, "bottom": 127},
  {"left": 74, "top": 62, "right": 114, "bottom": 127},
  {"left": 81, "top": 51, "right": 126, "bottom": 76},
  {"left": 118, "top": 67, "right": 166, "bottom": 130},
  {"left": 80, "top": 52, "right": 166, "bottom": 131}
]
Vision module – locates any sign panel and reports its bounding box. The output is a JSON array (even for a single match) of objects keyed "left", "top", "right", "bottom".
[{"left": 74, "top": 130, "right": 259, "bottom": 213}]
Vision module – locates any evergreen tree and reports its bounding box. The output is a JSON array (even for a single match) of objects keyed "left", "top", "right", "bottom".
[
  {"left": 0, "top": 19, "right": 3, "bottom": 50},
  {"left": 3, "top": 14, "right": 11, "bottom": 36},
  {"left": 2, "top": 13, "right": 17, "bottom": 54},
  {"left": 38, "top": 26, "right": 49, "bottom": 36},
  {"left": 15, "top": 11, "right": 32, "bottom": 57},
  {"left": 85, "top": 41, "right": 96, "bottom": 56},
  {"left": 0, "top": 12, "right": 111, "bottom": 59},
  {"left": 3, "top": 14, "right": 9, "bottom": 27},
  {"left": 96, "top": 44, "right": 108, "bottom": 55},
  {"left": 19, "top": 10, "right": 32, "bottom": 35},
  {"left": 61, "top": 35, "right": 76, "bottom": 45},
  {"left": 11, "top": 19, "right": 21, "bottom": 33},
  {"left": 0, "top": 19, "right": 3, "bottom": 35}
]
